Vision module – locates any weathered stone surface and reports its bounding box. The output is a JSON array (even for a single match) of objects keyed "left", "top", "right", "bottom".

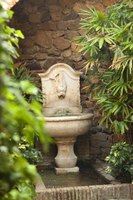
[
  {"left": 41, "top": 57, "right": 61, "bottom": 69},
  {"left": 62, "top": 8, "right": 71, "bottom": 15},
  {"left": 71, "top": 42, "right": 78, "bottom": 51},
  {"left": 62, "top": 49, "right": 72, "bottom": 58},
  {"left": 52, "top": 31, "right": 64, "bottom": 38},
  {"left": 35, "top": 31, "right": 52, "bottom": 48},
  {"left": 67, "top": 19, "right": 80, "bottom": 30},
  {"left": 18, "top": 23, "right": 37, "bottom": 36},
  {"left": 38, "top": 21, "right": 57, "bottom": 31},
  {"left": 64, "top": 12, "right": 79, "bottom": 21},
  {"left": 95, "top": 3, "right": 105, "bottom": 11},
  {"left": 55, "top": 167, "right": 79, "bottom": 174},
  {"left": 74, "top": 60, "right": 85, "bottom": 70},
  {"left": 23, "top": 46, "right": 39, "bottom": 55},
  {"left": 85, "top": 101, "right": 94, "bottom": 108},
  {"left": 57, "top": 21, "right": 68, "bottom": 30},
  {"left": 65, "top": 31, "right": 78, "bottom": 40},
  {"left": 47, "top": 0, "right": 58, "bottom": 5},
  {"left": 23, "top": 5, "right": 38, "bottom": 14},
  {"left": 47, "top": 48, "right": 61, "bottom": 56},
  {"left": 28, "top": 60, "right": 42, "bottom": 70},
  {"left": 49, "top": 5, "right": 62, "bottom": 21},
  {"left": 53, "top": 38, "right": 70, "bottom": 50},
  {"left": 73, "top": 2, "right": 86, "bottom": 12},
  {"left": 41, "top": 9, "right": 51, "bottom": 22},
  {"left": 27, "top": 0, "right": 44, "bottom": 6},
  {"left": 35, "top": 53, "right": 47, "bottom": 60},
  {"left": 29, "top": 12, "right": 42, "bottom": 23},
  {"left": 19, "top": 38, "right": 34, "bottom": 48},
  {"left": 59, "top": 0, "right": 72, "bottom": 7},
  {"left": 103, "top": 0, "right": 117, "bottom": 6},
  {"left": 71, "top": 53, "right": 82, "bottom": 62}
]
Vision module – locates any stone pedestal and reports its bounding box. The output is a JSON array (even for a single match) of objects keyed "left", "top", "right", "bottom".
[
  {"left": 55, "top": 167, "right": 79, "bottom": 174},
  {"left": 55, "top": 137, "right": 78, "bottom": 174}
]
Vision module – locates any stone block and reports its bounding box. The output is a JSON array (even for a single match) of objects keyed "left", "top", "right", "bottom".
[
  {"left": 23, "top": 46, "right": 39, "bottom": 55},
  {"left": 73, "top": 2, "right": 86, "bottom": 13},
  {"left": 71, "top": 42, "right": 78, "bottom": 51},
  {"left": 62, "top": 49, "right": 72, "bottom": 58},
  {"left": 55, "top": 167, "right": 79, "bottom": 174},
  {"left": 47, "top": 48, "right": 61, "bottom": 56},
  {"left": 62, "top": 8, "right": 71, "bottom": 15},
  {"left": 38, "top": 21, "right": 57, "bottom": 31},
  {"left": 103, "top": 0, "right": 117, "bottom": 7},
  {"left": 71, "top": 53, "right": 82, "bottom": 62},
  {"left": 67, "top": 19, "right": 80, "bottom": 30},
  {"left": 35, "top": 31, "right": 52, "bottom": 48},
  {"left": 64, "top": 12, "right": 79, "bottom": 21},
  {"left": 53, "top": 38, "right": 70, "bottom": 50},
  {"left": 41, "top": 57, "right": 62, "bottom": 69},
  {"left": 19, "top": 37, "right": 34, "bottom": 48},
  {"left": 29, "top": 12, "right": 42, "bottom": 23},
  {"left": 35, "top": 53, "right": 47, "bottom": 60},
  {"left": 28, "top": 60, "right": 42, "bottom": 70},
  {"left": 41, "top": 9, "right": 51, "bottom": 22},
  {"left": 57, "top": 21, "right": 68, "bottom": 30},
  {"left": 49, "top": 5, "right": 62, "bottom": 21},
  {"left": 52, "top": 31, "right": 65, "bottom": 38}
]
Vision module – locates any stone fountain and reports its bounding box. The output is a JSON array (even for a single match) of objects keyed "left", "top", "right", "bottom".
[{"left": 39, "top": 63, "right": 93, "bottom": 174}]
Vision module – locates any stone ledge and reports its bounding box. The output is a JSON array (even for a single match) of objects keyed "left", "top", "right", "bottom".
[
  {"left": 35, "top": 177, "right": 46, "bottom": 193},
  {"left": 35, "top": 184, "right": 133, "bottom": 200},
  {"left": 93, "top": 159, "right": 120, "bottom": 184}
]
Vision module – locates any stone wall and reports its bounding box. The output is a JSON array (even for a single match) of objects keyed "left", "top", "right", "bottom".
[{"left": 11, "top": 0, "right": 117, "bottom": 165}]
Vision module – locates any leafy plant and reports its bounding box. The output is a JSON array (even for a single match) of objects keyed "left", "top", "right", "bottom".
[
  {"left": 105, "top": 142, "right": 133, "bottom": 182},
  {"left": 0, "top": 1, "right": 50, "bottom": 200},
  {"left": 19, "top": 143, "right": 42, "bottom": 165},
  {"left": 13, "top": 63, "right": 43, "bottom": 103},
  {"left": 77, "top": 0, "right": 133, "bottom": 137}
]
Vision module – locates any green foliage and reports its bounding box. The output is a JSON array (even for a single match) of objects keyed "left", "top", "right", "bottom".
[
  {"left": 0, "top": 1, "right": 50, "bottom": 199},
  {"left": 19, "top": 143, "right": 42, "bottom": 165},
  {"left": 77, "top": 0, "right": 133, "bottom": 135},
  {"left": 105, "top": 142, "right": 133, "bottom": 181},
  {"left": 13, "top": 63, "right": 43, "bottom": 103}
]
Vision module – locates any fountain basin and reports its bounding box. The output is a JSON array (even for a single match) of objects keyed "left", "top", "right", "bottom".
[
  {"left": 44, "top": 113, "right": 93, "bottom": 173},
  {"left": 45, "top": 113, "right": 93, "bottom": 138}
]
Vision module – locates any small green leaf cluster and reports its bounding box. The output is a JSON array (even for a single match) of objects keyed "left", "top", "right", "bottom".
[
  {"left": 0, "top": 1, "right": 50, "bottom": 200},
  {"left": 77, "top": 0, "right": 133, "bottom": 135},
  {"left": 13, "top": 64, "right": 43, "bottom": 103},
  {"left": 105, "top": 142, "right": 133, "bottom": 181},
  {"left": 19, "top": 143, "right": 42, "bottom": 165}
]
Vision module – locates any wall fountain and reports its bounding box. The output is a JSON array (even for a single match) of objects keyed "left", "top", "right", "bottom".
[{"left": 39, "top": 63, "right": 93, "bottom": 174}]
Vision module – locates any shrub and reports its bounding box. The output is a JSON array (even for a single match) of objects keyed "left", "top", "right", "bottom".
[
  {"left": 105, "top": 142, "right": 133, "bottom": 182},
  {"left": 19, "top": 143, "right": 42, "bottom": 165},
  {"left": 77, "top": 0, "right": 133, "bottom": 137}
]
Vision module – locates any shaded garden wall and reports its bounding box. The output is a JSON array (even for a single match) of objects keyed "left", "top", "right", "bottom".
[{"left": 11, "top": 0, "right": 117, "bottom": 165}]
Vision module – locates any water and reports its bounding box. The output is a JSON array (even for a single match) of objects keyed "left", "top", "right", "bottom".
[{"left": 39, "top": 166, "right": 108, "bottom": 188}]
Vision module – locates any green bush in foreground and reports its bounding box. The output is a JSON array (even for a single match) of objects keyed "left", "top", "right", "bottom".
[{"left": 0, "top": 1, "right": 50, "bottom": 199}]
